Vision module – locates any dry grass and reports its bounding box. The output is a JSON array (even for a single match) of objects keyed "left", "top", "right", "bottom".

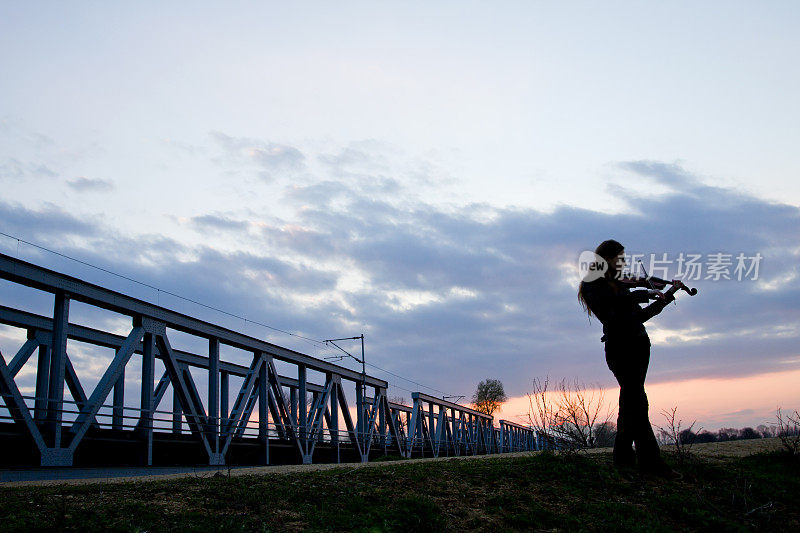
[{"left": 0, "top": 438, "right": 797, "bottom": 532}]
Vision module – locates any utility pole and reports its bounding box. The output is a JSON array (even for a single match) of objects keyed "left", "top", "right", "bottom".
[
  {"left": 323, "top": 334, "right": 366, "bottom": 448},
  {"left": 323, "top": 334, "right": 365, "bottom": 379}
]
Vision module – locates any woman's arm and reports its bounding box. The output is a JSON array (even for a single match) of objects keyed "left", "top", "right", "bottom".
[
  {"left": 630, "top": 289, "right": 658, "bottom": 303},
  {"left": 636, "top": 294, "right": 674, "bottom": 323},
  {"left": 583, "top": 280, "right": 673, "bottom": 328}
]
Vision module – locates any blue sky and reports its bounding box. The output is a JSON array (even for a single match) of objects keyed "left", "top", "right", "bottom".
[{"left": 1, "top": 2, "right": 799, "bottom": 429}]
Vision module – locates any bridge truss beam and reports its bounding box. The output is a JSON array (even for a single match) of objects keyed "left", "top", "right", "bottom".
[{"left": 0, "top": 252, "right": 538, "bottom": 468}]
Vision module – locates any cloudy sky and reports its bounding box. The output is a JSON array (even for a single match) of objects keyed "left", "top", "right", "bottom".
[{"left": 1, "top": 2, "right": 799, "bottom": 431}]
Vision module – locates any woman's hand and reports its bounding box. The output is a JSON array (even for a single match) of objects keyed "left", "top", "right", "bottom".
[
  {"left": 647, "top": 289, "right": 666, "bottom": 301},
  {"left": 663, "top": 279, "right": 684, "bottom": 299}
]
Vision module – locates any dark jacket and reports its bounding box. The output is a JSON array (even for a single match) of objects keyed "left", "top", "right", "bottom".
[{"left": 581, "top": 278, "right": 673, "bottom": 343}]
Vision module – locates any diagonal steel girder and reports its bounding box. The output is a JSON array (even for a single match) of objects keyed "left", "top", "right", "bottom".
[
  {"left": 178, "top": 362, "right": 209, "bottom": 434},
  {"left": 304, "top": 375, "right": 334, "bottom": 459},
  {"left": 407, "top": 399, "right": 433, "bottom": 458},
  {"left": 221, "top": 353, "right": 262, "bottom": 445},
  {"left": 333, "top": 380, "right": 363, "bottom": 459},
  {"left": 444, "top": 409, "right": 455, "bottom": 456},
  {"left": 221, "top": 353, "right": 303, "bottom": 460},
  {"left": 6, "top": 326, "right": 97, "bottom": 431},
  {"left": 263, "top": 356, "right": 301, "bottom": 456},
  {"left": 66, "top": 325, "right": 144, "bottom": 453},
  {"left": 388, "top": 409, "right": 408, "bottom": 452},
  {"left": 266, "top": 383, "right": 290, "bottom": 439},
  {"left": 433, "top": 406, "right": 447, "bottom": 457},
  {"left": 360, "top": 388, "right": 385, "bottom": 457},
  {"left": 233, "top": 377, "right": 260, "bottom": 439},
  {"left": 0, "top": 349, "right": 48, "bottom": 453},
  {"left": 374, "top": 395, "right": 405, "bottom": 456},
  {"left": 153, "top": 328, "right": 212, "bottom": 459},
  {"left": 6, "top": 337, "right": 38, "bottom": 377}
]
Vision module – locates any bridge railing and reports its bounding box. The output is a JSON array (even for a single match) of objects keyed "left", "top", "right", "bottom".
[
  {"left": 0, "top": 252, "right": 537, "bottom": 467},
  {"left": 405, "top": 392, "right": 498, "bottom": 458},
  {"left": 497, "top": 420, "right": 538, "bottom": 452},
  {"left": 0, "top": 252, "right": 403, "bottom": 466}
]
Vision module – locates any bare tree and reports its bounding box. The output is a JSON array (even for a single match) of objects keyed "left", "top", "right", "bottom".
[
  {"left": 775, "top": 407, "right": 800, "bottom": 455},
  {"left": 693, "top": 430, "right": 717, "bottom": 443},
  {"left": 554, "top": 378, "right": 613, "bottom": 449},
  {"left": 526, "top": 377, "right": 615, "bottom": 451},
  {"left": 716, "top": 427, "right": 739, "bottom": 442},
  {"left": 757, "top": 424, "right": 774, "bottom": 439},
  {"left": 388, "top": 396, "right": 410, "bottom": 436},
  {"left": 655, "top": 406, "right": 700, "bottom": 464},
  {"left": 389, "top": 396, "right": 409, "bottom": 406},
  {"left": 526, "top": 377, "right": 560, "bottom": 450},
  {"left": 739, "top": 427, "right": 760, "bottom": 440},
  {"left": 472, "top": 378, "right": 508, "bottom": 416},
  {"left": 594, "top": 421, "right": 617, "bottom": 448}
]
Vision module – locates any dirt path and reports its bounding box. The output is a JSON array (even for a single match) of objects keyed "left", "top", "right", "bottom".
[
  {"left": 1, "top": 452, "right": 534, "bottom": 488},
  {"left": 1, "top": 437, "right": 787, "bottom": 488}
]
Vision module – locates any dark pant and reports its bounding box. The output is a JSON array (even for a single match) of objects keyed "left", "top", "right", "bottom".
[{"left": 605, "top": 336, "right": 663, "bottom": 470}]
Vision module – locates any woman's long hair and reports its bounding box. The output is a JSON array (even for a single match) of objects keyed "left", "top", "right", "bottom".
[{"left": 577, "top": 239, "right": 624, "bottom": 317}]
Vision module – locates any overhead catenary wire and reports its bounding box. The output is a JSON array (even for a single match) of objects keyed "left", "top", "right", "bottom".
[
  {"left": 316, "top": 342, "right": 457, "bottom": 399},
  {"left": 0, "top": 230, "right": 464, "bottom": 402},
  {"left": 384, "top": 382, "right": 416, "bottom": 396},
  {"left": 0, "top": 230, "right": 325, "bottom": 348},
  {"left": 365, "top": 361, "right": 454, "bottom": 398}
]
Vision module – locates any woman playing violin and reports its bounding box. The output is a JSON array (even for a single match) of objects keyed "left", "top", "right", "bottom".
[{"left": 578, "top": 239, "right": 686, "bottom": 477}]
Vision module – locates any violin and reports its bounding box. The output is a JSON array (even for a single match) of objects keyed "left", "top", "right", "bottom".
[{"left": 619, "top": 274, "right": 698, "bottom": 296}]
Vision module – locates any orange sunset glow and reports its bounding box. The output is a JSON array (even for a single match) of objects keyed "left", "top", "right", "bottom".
[{"left": 496, "top": 368, "right": 800, "bottom": 432}]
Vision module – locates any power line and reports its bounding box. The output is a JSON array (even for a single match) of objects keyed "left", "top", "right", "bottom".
[
  {"left": 0, "top": 231, "right": 327, "bottom": 347},
  {"left": 365, "top": 361, "right": 454, "bottom": 398},
  {"left": 386, "top": 382, "right": 416, "bottom": 396},
  {"left": 1, "top": 230, "right": 463, "bottom": 402},
  {"left": 316, "top": 342, "right": 446, "bottom": 398}
]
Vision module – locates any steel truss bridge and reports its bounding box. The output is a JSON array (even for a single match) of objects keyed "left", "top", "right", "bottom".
[{"left": 0, "top": 253, "right": 538, "bottom": 468}]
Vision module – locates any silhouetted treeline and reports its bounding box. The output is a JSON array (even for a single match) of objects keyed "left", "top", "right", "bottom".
[
  {"left": 678, "top": 424, "right": 788, "bottom": 444},
  {"left": 538, "top": 422, "right": 795, "bottom": 450}
]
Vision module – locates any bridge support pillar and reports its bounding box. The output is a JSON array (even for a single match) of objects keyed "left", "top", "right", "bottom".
[
  {"left": 329, "top": 376, "right": 339, "bottom": 463},
  {"left": 41, "top": 448, "right": 73, "bottom": 467}
]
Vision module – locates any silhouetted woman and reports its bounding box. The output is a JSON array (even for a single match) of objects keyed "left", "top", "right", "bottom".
[{"left": 578, "top": 239, "right": 684, "bottom": 476}]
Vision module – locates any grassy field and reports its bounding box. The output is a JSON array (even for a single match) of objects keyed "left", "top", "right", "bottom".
[{"left": 1, "top": 447, "right": 798, "bottom": 532}]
